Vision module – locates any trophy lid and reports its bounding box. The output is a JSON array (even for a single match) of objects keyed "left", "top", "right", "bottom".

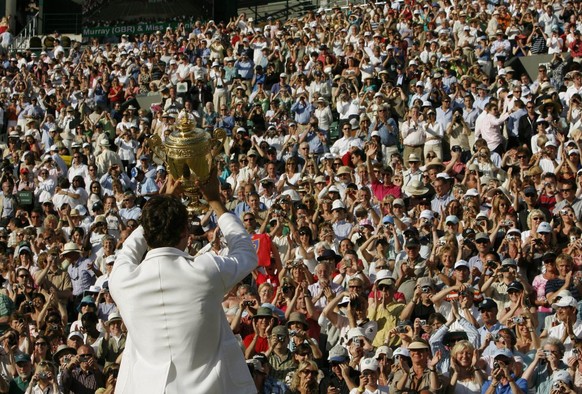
[{"left": 164, "top": 116, "right": 210, "bottom": 149}]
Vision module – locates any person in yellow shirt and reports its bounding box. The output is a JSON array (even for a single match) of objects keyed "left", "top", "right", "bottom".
[{"left": 368, "top": 270, "right": 405, "bottom": 347}]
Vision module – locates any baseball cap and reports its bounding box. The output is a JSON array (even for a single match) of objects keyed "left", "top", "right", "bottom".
[
  {"left": 393, "top": 198, "right": 405, "bottom": 207},
  {"left": 493, "top": 348, "right": 513, "bottom": 359},
  {"left": 347, "top": 327, "right": 366, "bottom": 343},
  {"left": 475, "top": 232, "right": 489, "bottom": 242},
  {"left": 382, "top": 215, "right": 394, "bottom": 225},
  {"left": 328, "top": 344, "right": 349, "bottom": 362},
  {"left": 360, "top": 357, "right": 379, "bottom": 372},
  {"left": 14, "top": 353, "right": 31, "bottom": 363},
  {"left": 479, "top": 298, "right": 498, "bottom": 311},
  {"left": 552, "top": 295, "right": 578, "bottom": 309},
  {"left": 419, "top": 210, "right": 434, "bottom": 220},
  {"left": 393, "top": 347, "right": 410, "bottom": 358},
  {"left": 501, "top": 258, "right": 517, "bottom": 267},
  {"left": 552, "top": 370, "right": 573, "bottom": 386},
  {"left": 374, "top": 345, "right": 393, "bottom": 359},
  {"left": 537, "top": 222, "right": 552, "bottom": 233},
  {"left": 464, "top": 188, "right": 479, "bottom": 197},
  {"left": 445, "top": 215, "right": 459, "bottom": 224},
  {"left": 454, "top": 260, "right": 469, "bottom": 270},
  {"left": 507, "top": 281, "right": 524, "bottom": 292},
  {"left": 375, "top": 270, "right": 395, "bottom": 288}
]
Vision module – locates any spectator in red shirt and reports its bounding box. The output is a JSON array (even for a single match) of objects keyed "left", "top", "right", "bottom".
[
  {"left": 243, "top": 306, "right": 276, "bottom": 359},
  {"left": 369, "top": 165, "right": 402, "bottom": 201},
  {"left": 569, "top": 31, "right": 582, "bottom": 58}
]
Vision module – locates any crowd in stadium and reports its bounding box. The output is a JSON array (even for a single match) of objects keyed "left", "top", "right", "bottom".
[{"left": 0, "top": 0, "right": 580, "bottom": 393}]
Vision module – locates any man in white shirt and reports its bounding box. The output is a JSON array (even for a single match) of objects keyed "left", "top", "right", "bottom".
[
  {"left": 330, "top": 122, "right": 355, "bottom": 157},
  {"left": 547, "top": 296, "right": 582, "bottom": 363},
  {"left": 475, "top": 102, "right": 510, "bottom": 155}
]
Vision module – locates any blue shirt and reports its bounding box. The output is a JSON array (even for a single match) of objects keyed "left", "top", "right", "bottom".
[
  {"left": 372, "top": 118, "right": 399, "bottom": 147},
  {"left": 233, "top": 201, "right": 266, "bottom": 218},
  {"left": 463, "top": 107, "right": 480, "bottom": 131},
  {"left": 304, "top": 129, "right": 326, "bottom": 154},
  {"left": 478, "top": 322, "right": 505, "bottom": 356},
  {"left": 475, "top": 96, "right": 491, "bottom": 112},
  {"left": 290, "top": 100, "right": 313, "bottom": 125},
  {"left": 332, "top": 220, "right": 353, "bottom": 241},
  {"left": 436, "top": 106, "right": 453, "bottom": 130},
  {"left": 234, "top": 59, "right": 254, "bottom": 80},
  {"left": 481, "top": 376, "right": 527, "bottom": 394},
  {"left": 68, "top": 258, "right": 96, "bottom": 297},
  {"left": 217, "top": 115, "right": 235, "bottom": 135},
  {"left": 431, "top": 192, "right": 453, "bottom": 214},
  {"left": 135, "top": 177, "right": 159, "bottom": 199},
  {"left": 508, "top": 108, "right": 526, "bottom": 138}
]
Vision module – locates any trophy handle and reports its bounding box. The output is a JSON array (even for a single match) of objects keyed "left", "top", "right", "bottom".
[
  {"left": 147, "top": 134, "right": 167, "bottom": 164},
  {"left": 211, "top": 128, "right": 227, "bottom": 151}
]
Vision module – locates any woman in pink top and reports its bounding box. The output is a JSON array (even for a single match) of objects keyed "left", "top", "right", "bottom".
[{"left": 532, "top": 255, "right": 558, "bottom": 332}]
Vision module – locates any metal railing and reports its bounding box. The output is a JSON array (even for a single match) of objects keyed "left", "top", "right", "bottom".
[{"left": 12, "top": 12, "right": 39, "bottom": 51}]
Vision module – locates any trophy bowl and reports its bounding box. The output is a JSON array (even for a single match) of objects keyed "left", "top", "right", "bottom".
[{"left": 148, "top": 116, "right": 225, "bottom": 215}]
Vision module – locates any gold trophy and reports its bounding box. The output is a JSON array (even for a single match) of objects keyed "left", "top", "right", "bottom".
[{"left": 148, "top": 115, "right": 226, "bottom": 215}]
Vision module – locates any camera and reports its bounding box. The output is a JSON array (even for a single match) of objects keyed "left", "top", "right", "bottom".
[
  {"left": 419, "top": 320, "right": 427, "bottom": 326},
  {"left": 511, "top": 316, "right": 524, "bottom": 324},
  {"left": 353, "top": 338, "right": 362, "bottom": 347},
  {"left": 421, "top": 287, "right": 431, "bottom": 293},
  {"left": 38, "top": 372, "right": 48, "bottom": 380},
  {"left": 397, "top": 325, "right": 408, "bottom": 334},
  {"left": 486, "top": 260, "right": 497, "bottom": 268},
  {"left": 79, "top": 355, "right": 91, "bottom": 362},
  {"left": 507, "top": 235, "right": 516, "bottom": 241},
  {"left": 243, "top": 301, "right": 254, "bottom": 308},
  {"left": 574, "top": 348, "right": 579, "bottom": 355},
  {"left": 289, "top": 330, "right": 297, "bottom": 337},
  {"left": 493, "top": 361, "right": 500, "bottom": 369},
  {"left": 543, "top": 350, "right": 552, "bottom": 357},
  {"left": 553, "top": 382, "right": 562, "bottom": 389},
  {"left": 276, "top": 335, "right": 286, "bottom": 342}
]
